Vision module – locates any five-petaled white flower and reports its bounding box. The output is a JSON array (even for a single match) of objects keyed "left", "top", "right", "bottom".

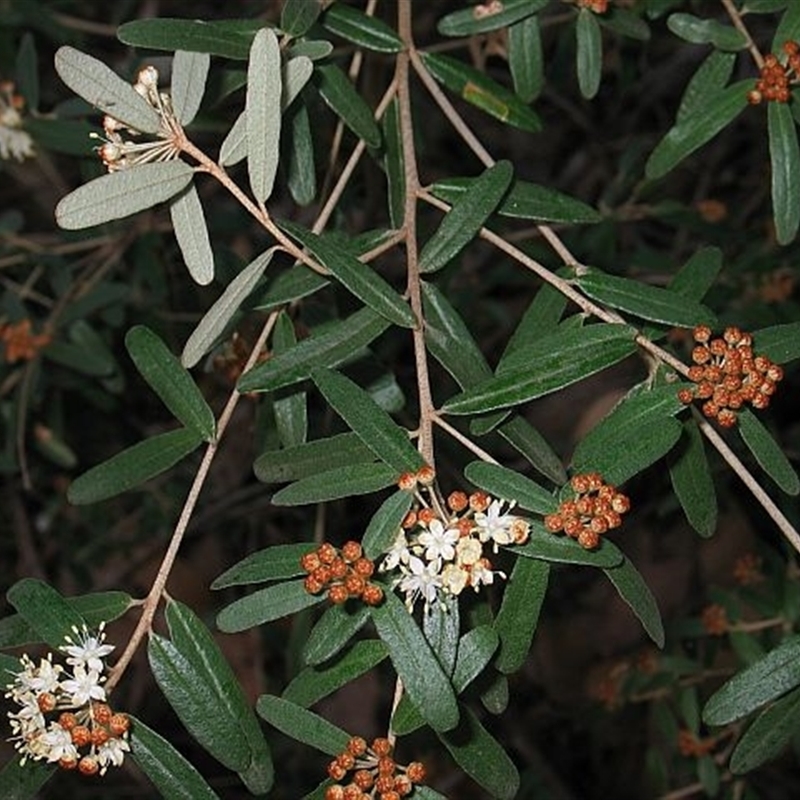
[
  {"left": 474, "top": 499, "right": 519, "bottom": 550},
  {"left": 399, "top": 555, "right": 442, "bottom": 612},
  {"left": 60, "top": 665, "right": 106, "bottom": 706},
  {"left": 417, "top": 519, "right": 459, "bottom": 565},
  {"left": 61, "top": 624, "right": 115, "bottom": 673},
  {"left": 380, "top": 531, "right": 412, "bottom": 572}
]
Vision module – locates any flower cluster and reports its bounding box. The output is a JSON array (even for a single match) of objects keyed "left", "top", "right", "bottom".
[
  {"left": 733, "top": 552, "right": 764, "bottom": 586},
  {"left": 5, "top": 624, "right": 130, "bottom": 775},
  {"left": 748, "top": 42, "right": 800, "bottom": 104},
  {"left": 380, "top": 467, "right": 530, "bottom": 613},
  {"left": 700, "top": 603, "right": 729, "bottom": 636},
  {"left": 543, "top": 472, "right": 630, "bottom": 550},
  {"left": 94, "top": 66, "right": 181, "bottom": 172},
  {"left": 577, "top": 0, "right": 609, "bottom": 13},
  {"left": 325, "top": 736, "right": 426, "bottom": 800},
  {"left": 0, "top": 80, "right": 34, "bottom": 161},
  {"left": 0, "top": 318, "right": 51, "bottom": 363},
  {"left": 302, "top": 541, "right": 384, "bottom": 607},
  {"left": 677, "top": 325, "right": 783, "bottom": 428}
]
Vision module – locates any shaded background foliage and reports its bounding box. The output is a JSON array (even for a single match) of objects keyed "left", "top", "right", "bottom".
[{"left": 1, "top": 0, "right": 799, "bottom": 798}]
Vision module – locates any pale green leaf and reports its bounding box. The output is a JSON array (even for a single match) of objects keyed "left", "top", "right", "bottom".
[
  {"left": 117, "top": 18, "right": 260, "bottom": 59},
  {"left": 667, "top": 13, "right": 747, "bottom": 50},
  {"left": 273, "top": 312, "right": 307, "bottom": 448},
  {"left": 170, "top": 182, "right": 215, "bottom": 285},
  {"left": 171, "top": 50, "right": 210, "bottom": 125},
  {"left": 576, "top": 8, "right": 602, "bottom": 99}
]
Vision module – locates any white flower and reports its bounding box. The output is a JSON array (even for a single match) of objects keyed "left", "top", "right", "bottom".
[
  {"left": 380, "top": 530, "right": 411, "bottom": 572},
  {"left": 474, "top": 499, "right": 518, "bottom": 550},
  {"left": 417, "top": 519, "right": 459, "bottom": 565},
  {"left": 61, "top": 624, "right": 115, "bottom": 673},
  {"left": 441, "top": 563, "right": 469, "bottom": 595},
  {"left": 0, "top": 83, "right": 34, "bottom": 162},
  {"left": 455, "top": 536, "right": 483, "bottom": 566},
  {"left": 470, "top": 558, "right": 505, "bottom": 590},
  {"left": 41, "top": 723, "right": 78, "bottom": 763},
  {"left": 97, "top": 735, "right": 130, "bottom": 773},
  {"left": 399, "top": 555, "right": 442, "bottom": 612},
  {"left": 5, "top": 654, "right": 62, "bottom": 700},
  {"left": 60, "top": 665, "right": 106, "bottom": 706}
]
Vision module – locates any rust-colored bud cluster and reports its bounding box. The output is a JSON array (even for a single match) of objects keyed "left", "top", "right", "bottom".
[
  {"left": 543, "top": 472, "right": 630, "bottom": 550},
  {"left": 577, "top": 0, "right": 609, "bottom": 12},
  {"left": 0, "top": 319, "right": 51, "bottom": 364},
  {"left": 748, "top": 42, "right": 800, "bottom": 104},
  {"left": 301, "top": 542, "right": 383, "bottom": 606},
  {"left": 325, "top": 736, "right": 426, "bottom": 800},
  {"left": 700, "top": 603, "right": 729, "bottom": 636},
  {"left": 55, "top": 704, "right": 129, "bottom": 774},
  {"left": 678, "top": 325, "right": 783, "bottom": 428}
]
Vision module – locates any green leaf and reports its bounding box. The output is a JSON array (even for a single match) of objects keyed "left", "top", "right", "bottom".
[
  {"left": 420, "top": 161, "right": 513, "bottom": 273},
  {"left": 598, "top": 7, "right": 651, "bottom": 40},
  {"left": 604, "top": 557, "right": 665, "bottom": 647},
  {"left": 669, "top": 420, "right": 717, "bottom": 537},
  {"left": 16, "top": 33, "right": 39, "bottom": 111},
  {"left": 212, "top": 543, "right": 314, "bottom": 590},
  {"left": 576, "top": 8, "right": 603, "bottom": 99},
  {"left": 738, "top": 408, "right": 800, "bottom": 495},
  {"left": 382, "top": 98, "right": 405, "bottom": 228},
  {"left": 512, "top": 523, "right": 624, "bottom": 567},
  {"left": 6, "top": 579, "right": 87, "bottom": 650},
  {"left": 754, "top": 321, "right": 800, "bottom": 363},
  {"left": 321, "top": 4, "right": 402, "bottom": 53},
  {"left": 429, "top": 176, "right": 601, "bottom": 224},
  {"left": 283, "top": 640, "right": 388, "bottom": 707},
  {"left": 577, "top": 267, "right": 716, "bottom": 326},
  {"left": 54, "top": 46, "right": 160, "bottom": 133},
  {"left": 773, "top": 2, "right": 800, "bottom": 52},
  {"left": 438, "top": 0, "right": 546, "bottom": 36},
  {"left": 117, "top": 18, "right": 260, "bottom": 59},
  {"left": 670, "top": 246, "right": 723, "bottom": 299},
  {"left": 667, "top": 13, "right": 747, "bottom": 50},
  {"left": 646, "top": 80, "right": 749, "bottom": 179},
  {"left": 67, "top": 427, "right": 203, "bottom": 504},
  {"left": 362, "top": 489, "right": 414, "bottom": 560},
  {"left": 729, "top": 685, "right": 800, "bottom": 773},
  {"left": 312, "top": 63, "right": 381, "bottom": 148},
  {"left": 496, "top": 415, "right": 568, "bottom": 485},
  {"left": 216, "top": 579, "right": 323, "bottom": 633},
  {"left": 768, "top": 100, "right": 800, "bottom": 244},
  {"left": 311, "top": 368, "right": 423, "bottom": 473},
  {"left": 494, "top": 557, "right": 550, "bottom": 673},
  {"left": 443, "top": 324, "right": 637, "bottom": 416},
  {"left": 56, "top": 161, "right": 195, "bottom": 230},
  {"left": 279, "top": 222, "right": 415, "bottom": 327},
  {"left": 302, "top": 603, "right": 372, "bottom": 666},
  {"left": 0, "top": 758, "right": 54, "bottom": 800},
  {"left": 281, "top": 0, "right": 323, "bottom": 37},
  {"left": 271, "top": 462, "right": 398, "bottom": 505},
  {"left": 254, "top": 264, "right": 329, "bottom": 312},
  {"left": 286, "top": 101, "right": 317, "bottom": 206},
  {"left": 424, "top": 600, "right": 460, "bottom": 678},
  {"left": 745, "top": 0, "right": 788, "bottom": 13},
  {"left": 170, "top": 183, "right": 215, "bottom": 286},
  {"left": 257, "top": 695, "right": 350, "bottom": 754},
  {"left": 703, "top": 634, "right": 800, "bottom": 724},
  {"left": 126, "top": 326, "right": 215, "bottom": 442},
  {"left": 464, "top": 461, "right": 557, "bottom": 514},
  {"left": 570, "top": 383, "right": 685, "bottom": 485},
  {"left": 501, "top": 282, "right": 568, "bottom": 362},
  {"left": 273, "top": 312, "right": 307, "bottom": 448},
  {"left": 171, "top": 50, "right": 210, "bottom": 125},
  {"left": 247, "top": 28, "right": 282, "bottom": 204},
  {"left": 420, "top": 51, "right": 541, "bottom": 132},
  {"left": 438, "top": 706, "right": 520, "bottom": 800},
  {"left": 238, "top": 307, "right": 390, "bottom": 393},
  {"left": 130, "top": 716, "right": 221, "bottom": 800},
  {"left": 371, "top": 590, "right": 460, "bottom": 732},
  {"left": 181, "top": 247, "right": 276, "bottom": 368},
  {"left": 508, "top": 13, "right": 544, "bottom": 102},
  {"left": 288, "top": 40, "right": 334, "bottom": 61},
  {"left": 254, "top": 432, "right": 376, "bottom": 484},
  {"left": 677, "top": 52, "right": 736, "bottom": 126}
]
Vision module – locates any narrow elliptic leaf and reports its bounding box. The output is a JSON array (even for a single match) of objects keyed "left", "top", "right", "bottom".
[
  {"left": 669, "top": 420, "right": 718, "bottom": 538},
  {"left": 677, "top": 51, "right": 736, "bottom": 126},
  {"left": 126, "top": 326, "right": 215, "bottom": 441},
  {"left": 280, "top": 222, "right": 415, "bottom": 328},
  {"left": 171, "top": 50, "right": 210, "bottom": 125},
  {"left": 670, "top": 246, "right": 723, "bottom": 299},
  {"left": 738, "top": 408, "right": 800, "bottom": 495},
  {"left": 703, "top": 634, "right": 800, "bottom": 725},
  {"left": 164, "top": 601, "right": 273, "bottom": 791},
  {"left": 667, "top": 13, "right": 747, "bottom": 50},
  {"left": 438, "top": 707, "right": 520, "bottom": 800},
  {"left": 311, "top": 368, "right": 423, "bottom": 473},
  {"left": 302, "top": 604, "right": 372, "bottom": 666},
  {"left": 768, "top": 100, "right": 800, "bottom": 244},
  {"left": 415, "top": 789, "right": 450, "bottom": 800},
  {"left": 7, "top": 579, "right": 87, "bottom": 650},
  {"left": 56, "top": 161, "right": 194, "bottom": 230},
  {"left": 273, "top": 312, "right": 307, "bottom": 448},
  {"left": 494, "top": 557, "right": 550, "bottom": 673},
  {"left": 254, "top": 432, "right": 376, "bottom": 484},
  {"left": 577, "top": 267, "right": 716, "bottom": 327},
  {"left": 271, "top": 462, "right": 398, "bottom": 505},
  {"left": 67, "top": 427, "right": 204, "bottom": 504},
  {"left": 216, "top": 580, "right": 323, "bottom": 633},
  {"left": 256, "top": 695, "right": 350, "bottom": 755},
  {"left": 130, "top": 717, "right": 221, "bottom": 800},
  {"left": 429, "top": 176, "right": 600, "bottom": 224},
  {"left": 212, "top": 543, "right": 315, "bottom": 589},
  {"left": 645, "top": 80, "right": 749, "bottom": 179},
  {"left": 283, "top": 640, "right": 388, "bottom": 707},
  {"left": 321, "top": 3, "right": 402, "bottom": 53},
  {"left": 773, "top": 2, "right": 800, "bottom": 52},
  {"left": 281, "top": 0, "right": 322, "bottom": 37},
  {"left": 117, "top": 18, "right": 260, "bottom": 59},
  {"left": 420, "top": 161, "right": 513, "bottom": 273},
  {"left": 362, "top": 490, "right": 414, "bottom": 560},
  {"left": 424, "top": 600, "right": 460, "bottom": 678},
  {"left": 421, "top": 51, "right": 542, "bottom": 132},
  {"left": 54, "top": 46, "right": 160, "bottom": 133},
  {"left": 729, "top": 685, "right": 800, "bottom": 773},
  {"left": 284, "top": 56, "right": 314, "bottom": 109},
  {"left": 576, "top": 8, "right": 603, "bottom": 99},
  {"left": 0, "top": 758, "right": 54, "bottom": 800},
  {"left": 371, "top": 590, "right": 460, "bottom": 732},
  {"left": 286, "top": 101, "right": 317, "bottom": 206},
  {"left": 501, "top": 282, "right": 568, "bottom": 363},
  {"left": 238, "top": 307, "right": 391, "bottom": 394},
  {"left": 254, "top": 264, "right": 329, "bottom": 312},
  {"left": 219, "top": 110, "right": 248, "bottom": 167},
  {"left": 288, "top": 40, "right": 334, "bottom": 60},
  {"left": 513, "top": 523, "right": 624, "bottom": 568},
  {"left": 464, "top": 461, "right": 558, "bottom": 515},
  {"left": 170, "top": 183, "right": 215, "bottom": 286},
  {"left": 443, "top": 324, "right": 637, "bottom": 416},
  {"left": 598, "top": 7, "right": 651, "bottom": 40},
  {"left": 182, "top": 247, "right": 275, "bottom": 368},
  {"left": 246, "top": 28, "right": 282, "bottom": 203},
  {"left": 570, "top": 383, "right": 686, "bottom": 485},
  {"left": 382, "top": 98, "right": 405, "bottom": 228},
  {"left": 497, "top": 415, "right": 568, "bottom": 485},
  {"left": 754, "top": 321, "right": 800, "bottom": 363},
  {"left": 312, "top": 63, "right": 381, "bottom": 148},
  {"left": 603, "top": 557, "right": 665, "bottom": 647},
  {"left": 438, "top": 0, "right": 546, "bottom": 36},
  {"left": 508, "top": 14, "right": 544, "bottom": 102}
]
